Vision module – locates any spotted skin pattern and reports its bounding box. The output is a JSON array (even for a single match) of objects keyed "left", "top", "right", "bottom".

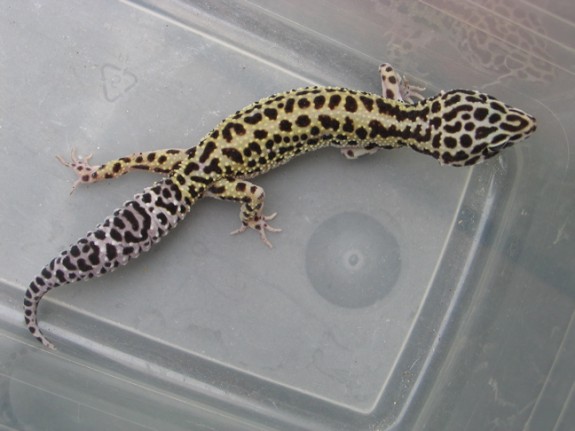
[{"left": 24, "top": 64, "right": 537, "bottom": 349}]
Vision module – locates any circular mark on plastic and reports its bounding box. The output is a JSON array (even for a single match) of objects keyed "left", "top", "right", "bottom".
[{"left": 305, "top": 211, "right": 401, "bottom": 308}]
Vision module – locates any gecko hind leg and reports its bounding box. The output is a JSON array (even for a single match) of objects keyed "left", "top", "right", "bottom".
[
  {"left": 205, "top": 178, "right": 282, "bottom": 248},
  {"left": 57, "top": 147, "right": 190, "bottom": 193}
]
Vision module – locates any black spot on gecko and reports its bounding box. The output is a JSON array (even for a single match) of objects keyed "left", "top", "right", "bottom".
[
  {"left": 55, "top": 270, "right": 66, "bottom": 283},
  {"left": 244, "top": 112, "right": 263, "bottom": 125},
  {"left": 222, "top": 147, "right": 244, "bottom": 164},
  {"left": 488, "top": 113, "right": 501, "bottom": 124},
  {"left": 473, "top": 107, "right": 489, "bottom": 121},
  {"left": 254, "top": 129, "right": 268, "bottom": 139},
  {"left": 501, "top": 115, "right": 528, "bottom": 132},
  {"left": 190, "top": 175, "right": 211, "bottom": 184},
  {"left": 342, "top": 117, "right": 354, "bottom": 133},
  {"left": 284, "top": 98, "right": 295, "bottom": 113},
  {"left": 279, "top": 120, "right": 292, "bottom": 132},
  {"left": 142, "top": 193, "right": 152, "bottom": 205},
  {"left": 156, "top": 213, "right": 168, "bottom": 226},
  {"left": 344, "top": 96, "right": 358, "bottom": 113},
  {"left": 430, "top": 117, "right": 442, "bottom": 129},
  {"left": 491, "top": 134, "right": 507, "bottom": 145},
  {"left": 444, "top": 122, "right": 462, "bottom": 133},
  {"left": 360, "top": 96, "right": 374, "bottom": 112},
  {"left": 444, "top": 94, "right": 461, "bottom": 107},
  {"left": 279, "top": 145, "right": 294, "bottom": 155},
  {"left": 222, "top": 123, "right": 247, "bottom": 142},
  {"left": 175, "top": 174, "right": 186, "bottom": 186},
  {"left": 453, "top": 150, "right": 470, "bottom": 162},
  {"left": 443, "top": 104, "right": 474, "bottom": 122},
  {"left": 209, "top": 185, "right": 226, "bottom": 195},
  {"left": 162, "top": 187, "right": 172, "bottom": 199},
  {"left": 460, "top": 134, "right": 473, "bottom": 147},
  {"left": 475, "top": 126, "right": 498, "bottom": 140},
  {"left": 112, "top": 163, "right": 122, "bottom": 173},
  {"left": 110, "top": 228, "right": 122, "bottom": 242},
  {"left": 313, "top": 95, "right": 326, "bottom": 109},
  {"left": 28, "top": 282, "right": 40, "bottom": 294},
  {"left": 199, "top": 141, "right": 217, "bottom": 163},
  {"left": 298, "top": 98, "right": 310, "bottom": 108},
  {"left": 69, "top": 245, "right": 81, "bottom": 258},
  {"left": 355, "top": 127, "right": 367, "bottom": 140},
  {"left": 368, "top": 120, "right": 387, "bottom": 138},
  {"left": 124, "top": 231, "right": 140, "bottom": 244},
  {"left": 432, "top": 133, "right": 442, "bottom": 148},
  {"left": 444, "top": 136, "right": 457, "bottom": 148},
  {"left": 62, "top": 255, "right": 77, "bottom": 271},
  {"left": 319, "top": 115, "right": 340, "bottom": 131},
  {"left": 264, "top": 108, "right": 278, "bottom": 120},
  {"left": 203, "top": 158, "right": 223, "bottom": 175},
  {"left": 296, "top": 115, "right": 311, "bottom": 127},
  {"left": 124, "top": 209, "right": 140, "bottom": 231},
  {"left": 249, "top": 142, "right": 262, "bottom": 154},
  {"left": 77, "top": 258, "right": 91, "bottom": 273},
  {"left": 147, "top": 152, "right": 156, "bottom": 162},
  {"left": 490, "top": 102, "right": 507, "bottom": 114},
  {"left": 183, "top": 162, "right": 200, "bottom": 176},
  {"left": 106, "top": 243, "right": 117, "bottom": 261},
  {"left": 464, "top": 156, "right": 481, "bottom": 166},
  {"left": 328, "top": 94, "right": 342, "bottom": 110}
]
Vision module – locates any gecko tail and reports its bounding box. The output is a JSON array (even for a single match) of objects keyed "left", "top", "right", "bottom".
[{"left": 24, "top": 177, "right": 192, "bottom": 349}]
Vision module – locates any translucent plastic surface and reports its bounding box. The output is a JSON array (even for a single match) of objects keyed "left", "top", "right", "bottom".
[{"left": 1, "top": 1, "right": 574, "bottom": 430}]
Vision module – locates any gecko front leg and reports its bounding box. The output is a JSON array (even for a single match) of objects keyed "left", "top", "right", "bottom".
[
  {"left": 379, "top": 63, "right": 426, "bottom": 104},
  {"left": 340, "top": 63, "right": 426, "bottom": 160},
  {"left": 205, "top": 177, "right": 282, "bottom": 248}
]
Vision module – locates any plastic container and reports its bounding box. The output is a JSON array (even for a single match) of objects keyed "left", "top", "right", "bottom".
[{"left": 1, "top": 1, "right": 573, "bottom": 430}]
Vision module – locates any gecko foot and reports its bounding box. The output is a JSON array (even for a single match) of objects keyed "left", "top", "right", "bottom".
[
  {"left": 399, "top": 75, "right": 426, "bottom": 103},
  {"left": 56, "top": 148, "right": 97, "bottom": 194},
  {"left": 230, "top": 212, "right": 282, "bottom": 248}
]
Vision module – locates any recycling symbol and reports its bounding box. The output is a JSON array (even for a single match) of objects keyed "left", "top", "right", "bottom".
[{"left": 101, "top": 64, "right": 138, "bottom": 102}]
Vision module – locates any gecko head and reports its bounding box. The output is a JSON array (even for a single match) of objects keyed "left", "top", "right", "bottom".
[{"left": 427, "top": 90, "right": 537, "bottom": 166}]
